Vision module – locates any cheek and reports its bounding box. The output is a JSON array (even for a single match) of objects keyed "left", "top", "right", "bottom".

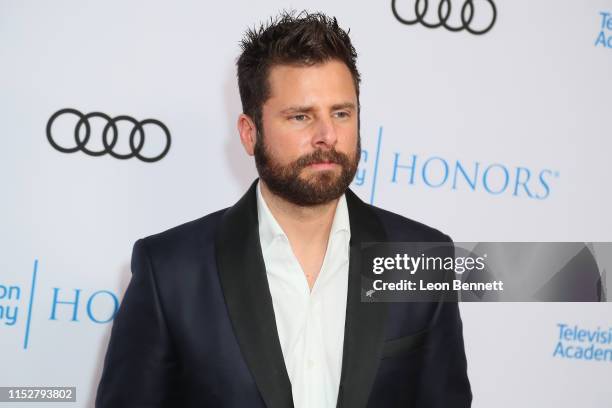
[
  {"left": 337, "top": 126, "right": 359, "bottom": 150},
  {"left": 268, "top": 123, "right": 312, "bottom": 150},
  {"left": 263, "top": 129, "right": 310, "bottom": 164}
]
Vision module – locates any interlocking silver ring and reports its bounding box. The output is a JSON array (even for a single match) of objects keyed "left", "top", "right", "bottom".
[
  {"left": 46, "top": 108, "right": 171, "bottom": 163},
  {"left": 392, "top": 0, "right": 497, "bottom": 35}
]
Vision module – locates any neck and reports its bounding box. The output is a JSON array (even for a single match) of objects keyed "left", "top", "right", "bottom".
[{"left": 259, "top": 180, "right": 339, "bottom": 244}]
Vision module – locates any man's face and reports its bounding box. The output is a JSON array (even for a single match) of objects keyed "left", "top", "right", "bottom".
[{"left": 254, "top": 59, "right": 360, "bottom": 206}]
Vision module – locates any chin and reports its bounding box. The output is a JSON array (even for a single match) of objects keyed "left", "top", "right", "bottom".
[{"left": 301, "top": 171, "right": 338, "bottom": 184}]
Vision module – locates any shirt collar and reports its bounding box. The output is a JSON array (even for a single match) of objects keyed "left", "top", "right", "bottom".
[{"left": 256, "top": 181, "right": 350, "bottom": 253}]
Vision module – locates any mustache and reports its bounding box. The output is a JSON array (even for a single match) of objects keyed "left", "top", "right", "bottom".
[{"left": 293, "top": 149, "right": 350, "bottom": 168}]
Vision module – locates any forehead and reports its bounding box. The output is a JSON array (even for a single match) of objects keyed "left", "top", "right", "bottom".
[{"left": 265, "top": 60, "right": 357, "bottom": 106}]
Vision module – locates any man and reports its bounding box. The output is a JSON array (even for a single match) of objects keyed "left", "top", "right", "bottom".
[{"left": 96, "top": 11, "right": 471, "bottom": 408}]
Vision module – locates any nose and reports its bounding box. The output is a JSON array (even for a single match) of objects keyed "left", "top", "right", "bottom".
[{"left": 312, "top": 116, "right": 337, "bottom": 150}]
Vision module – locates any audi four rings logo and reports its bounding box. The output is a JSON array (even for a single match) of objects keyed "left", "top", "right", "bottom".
[
  {"left": 46, "top": 108, "right": 171, "bottom": 162},
  {"left": 391, "top": 0, "right": 497, "bottom": 35}
]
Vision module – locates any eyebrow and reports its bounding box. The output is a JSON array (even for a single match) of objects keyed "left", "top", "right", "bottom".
[{"left": 280, "top": 102, "right": 357, "bottom": 115}]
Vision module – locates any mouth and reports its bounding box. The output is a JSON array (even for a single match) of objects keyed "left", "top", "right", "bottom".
[{"left": 307, "top": 161, "right": 339, "bottom": 170}]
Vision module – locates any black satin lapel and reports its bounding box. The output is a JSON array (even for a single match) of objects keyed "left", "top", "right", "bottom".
[
  {"left": 337, "top": 189, "right": 389, "bottom": 408},
  {"left": 215, "top": 180, "right": 293, "bottom": 408}
]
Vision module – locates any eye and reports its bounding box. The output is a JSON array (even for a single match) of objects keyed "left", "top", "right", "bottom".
[
  {"left": 291, "top": 114, "right": 308, "bottom": 122},
  {"left": 334, "top": 111, "right": 350, "bottom": 119}
]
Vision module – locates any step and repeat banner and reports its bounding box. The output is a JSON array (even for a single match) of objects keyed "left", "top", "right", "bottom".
[{"left": 2, "top": 1, "right": 611, "bottom": 406}]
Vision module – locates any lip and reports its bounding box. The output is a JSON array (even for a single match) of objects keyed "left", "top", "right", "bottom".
[{"left": 307, "top": 162, "right": 338, "bottom": 170}]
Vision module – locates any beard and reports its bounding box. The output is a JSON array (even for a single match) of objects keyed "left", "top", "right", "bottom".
[{"left": 254, "top": 133, "right": 361, "bottom": 206}]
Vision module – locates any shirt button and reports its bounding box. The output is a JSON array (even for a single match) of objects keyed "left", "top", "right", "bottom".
[{"left": 307, "top": 359, "right": 315, "bottom": 369}]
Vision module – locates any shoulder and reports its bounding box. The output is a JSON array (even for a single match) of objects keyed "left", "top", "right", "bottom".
[
  {"left": 137, "top": 208, "right": 228, "bottom": 258},
  {"left": 368, "top": 204, "right": 452, "bottom": 243}
]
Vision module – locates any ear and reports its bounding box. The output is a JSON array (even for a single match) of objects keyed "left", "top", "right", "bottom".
[{"left": 237, "top": 114, "right": 257, "bottom": 156}]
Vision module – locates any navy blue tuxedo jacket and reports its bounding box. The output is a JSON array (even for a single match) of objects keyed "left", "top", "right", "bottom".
[{"left": 96, "top": 180, "right": 472, "bottom": 407}]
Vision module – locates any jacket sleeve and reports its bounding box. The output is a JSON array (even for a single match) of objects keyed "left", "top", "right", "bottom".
[
  {"left": 96, "top": 239, "right": 179, "bottom": 407},
  {"left": 415, "top": 235, "right": 472, "bottom": 407}
]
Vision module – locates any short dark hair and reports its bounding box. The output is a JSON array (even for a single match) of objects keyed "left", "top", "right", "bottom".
[{"left": 236, "top": 11, "right": 360, "bottom": 131}]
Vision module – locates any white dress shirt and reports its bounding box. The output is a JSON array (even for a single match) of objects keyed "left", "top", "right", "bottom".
[{"left": 256, "top": 182, "right": 351, "bottom": 408}]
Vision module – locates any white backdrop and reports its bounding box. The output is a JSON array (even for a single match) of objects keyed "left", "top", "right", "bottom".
[{"left": 2, "top": 1, "right": 611, "bottom": 406}]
